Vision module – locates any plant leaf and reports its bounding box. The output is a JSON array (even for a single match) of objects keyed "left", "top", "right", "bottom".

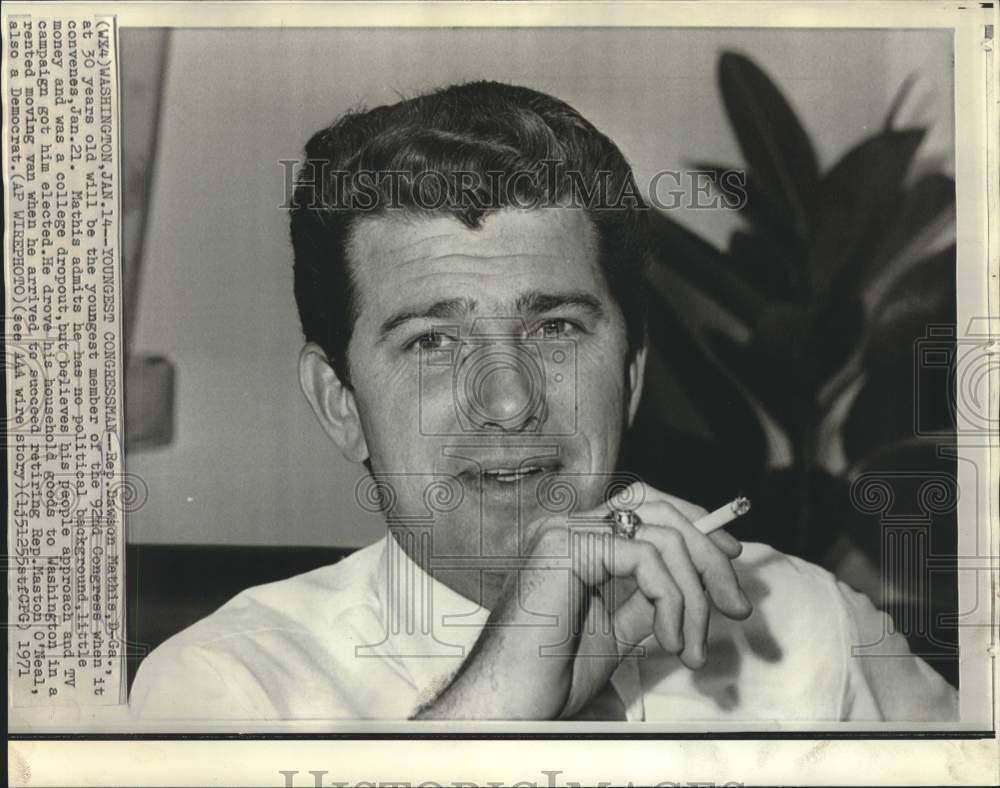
[
  {"left": 728, "top": 229, "right": 802, "bottom": 302},
  {"left": 863, "top": 244, "right": 956, "bottom": 368},
  {"left": 686, "top": 161, "right": 742, "bottom": 209},
  {"left": 647, "top": 208, "right": 767, "bottom": 324},
  {"left": 718, "top": 51, "right": 819, "bottom": 241},
  {"left": 883, "top": 73, "right": 918, "bottom": 131},
  {"left": 844, "top": 247, "right": 956, "bottom": 463},
  {"left": 704, "top": 324, "right": 814, "bottom": 438},
  {"left": 863, "top": 173, "right": 955, "bottom": 296},
  {"left": 692, "top": 161, "right": 810, "bottom": 295},
  {"left": 621, "top": 410, "right": 754, "bottom": 509},
  {"left": 808, "top": 128, "right": 925, "bottom": 295},
  {"left": 740, "top": 177, "right": 811, "bottom": 269},
  {"left": 842, "top": 366, "right": 954, "bottom": 465},
  {"left": 705, "top": 291, "right": 862, "bottom": 437},
  {"left": 643, "top": 288, "right": 769, "bottom": 470},
  {"left": 801, "top": 295, "right": 867, "bottom": 389},
  {"left": 689, "top": 161, "right": 787, "bottom": 236}
]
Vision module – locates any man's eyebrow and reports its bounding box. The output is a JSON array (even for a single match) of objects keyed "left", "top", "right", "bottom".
[
  {"left": 377, "top": 292, "right": 605, "bottom": 343},
  {"left": 377, "top": 297, "right": 477, "bottom": 342},
  {"left": 514, "top": 290, "right": 606, "bottom": 318}
]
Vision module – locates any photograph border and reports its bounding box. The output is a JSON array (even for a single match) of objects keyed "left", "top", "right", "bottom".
[{"left": 4, "top": 1, "right": 998, "bottom": 785}]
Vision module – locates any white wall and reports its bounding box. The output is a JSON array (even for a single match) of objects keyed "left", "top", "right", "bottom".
[{"left": 126, "top": 27, "right": 954, "bottom": 546}]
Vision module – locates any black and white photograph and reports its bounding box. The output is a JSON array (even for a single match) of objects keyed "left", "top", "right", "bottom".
[{"left": 5, "top": 1, "right": 998, "bottom": 785}]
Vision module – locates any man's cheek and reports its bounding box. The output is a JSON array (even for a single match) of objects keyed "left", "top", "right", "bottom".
[
  {"left": 358, "top": 366, "right": 423, "bottom": 434},
  {"left": 360, "top": 347, "right": 419, "bottom": 390},
  {"left": 575, "top": 350, "right": 627, "bottom": 415},
  {"left": 416, "top": 364, "right": 459, "bottom": 434}
]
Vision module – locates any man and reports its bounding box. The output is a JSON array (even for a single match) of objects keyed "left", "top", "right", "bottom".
[{"left": 130, "top": 81, "right": 957, "bottom": 721}]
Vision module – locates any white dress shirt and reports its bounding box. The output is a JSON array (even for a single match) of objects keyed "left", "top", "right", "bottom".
[{"left": 129, "top": 536, "right": 958, "bottom": 722}]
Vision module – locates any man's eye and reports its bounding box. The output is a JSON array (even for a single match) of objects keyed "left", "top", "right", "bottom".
[
  {"left": 411, "top": 331, "right": 458, "bottom": 351},
  {"left": 536, "top": 319, "right": 573, "bottom": 339}
]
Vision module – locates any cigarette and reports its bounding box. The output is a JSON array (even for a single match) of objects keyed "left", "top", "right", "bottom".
[{"left": 693, "top": 496, "right": 751, "bottom": 535}]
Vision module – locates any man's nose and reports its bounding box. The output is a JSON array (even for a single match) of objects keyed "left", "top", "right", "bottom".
[{"left": 461, "top": 347, "right": 544, "bottom": 432}]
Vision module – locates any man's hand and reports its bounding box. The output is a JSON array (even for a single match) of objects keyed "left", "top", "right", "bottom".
[{"left": 413, "top": 482, "right": 753, "bottom": 720}]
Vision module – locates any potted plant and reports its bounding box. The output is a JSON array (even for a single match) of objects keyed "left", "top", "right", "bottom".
[{"left": 626, "top": 52, "right": 957, "bottom": 684}]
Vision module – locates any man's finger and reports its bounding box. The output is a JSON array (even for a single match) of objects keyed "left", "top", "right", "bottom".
[
  {"left": 611, "top": 481, "right": 708, "bottom": 521},
  {"left": 709, "top": 529, "right": 743, "bottom": 559},
  {"left": 634, "top": 524, "right": 710, "bottom": 668},
  {"left": 610, "top": 588, "right": 654, "bottom": 655},
  {"left": 633, "top": 501, "right": 753, "bottom": 620},
  {"left": 571, "top": 531, "right": 686, "bottom": 654}
]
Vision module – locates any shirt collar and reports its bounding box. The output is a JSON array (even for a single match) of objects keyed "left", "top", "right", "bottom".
[{"left": 371, "top": 534, "right": 489, "bottom": 695}]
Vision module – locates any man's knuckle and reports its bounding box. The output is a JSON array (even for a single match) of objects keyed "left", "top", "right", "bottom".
[
  {"left": 660, "top": 500, "right": 680, "bottom": 518},
  {"left": 705, "top": 548, "right": 734, "bottom": 571},
  {"left": 661, "top": 576, "right": 683, "bottom": 602},
  {"left": 704, "top": 565, "right": 735, "bottom": 588},
  {"left": 661, "top": 527, "right": 685, "bottom": 547},
  {"left": 614, "top": 479, "right": 644, "bottom": 502},
  {"left": 688, "top": 595, "right": 709, "bottom": 617},
  {"left": 637, "top": 541, "right": 660, "bottom": 562}
]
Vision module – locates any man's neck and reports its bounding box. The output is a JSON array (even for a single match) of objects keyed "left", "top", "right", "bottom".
[{"left": 387, "top": 527, "right": 507, "bottom": 610}]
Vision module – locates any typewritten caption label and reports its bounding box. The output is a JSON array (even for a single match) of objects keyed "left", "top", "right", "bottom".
[{"left": 5, "top": 13, "right": 126, "bottom": 707}]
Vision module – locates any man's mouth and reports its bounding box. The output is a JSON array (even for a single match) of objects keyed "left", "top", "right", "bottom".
[{"left": 480, "top": 464, "right": 546, "bottom": 483}]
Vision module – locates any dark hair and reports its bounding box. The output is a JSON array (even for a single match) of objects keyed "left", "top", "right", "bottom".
[{"left": 289, "top": 81, "right": 649, "bottom": 384}]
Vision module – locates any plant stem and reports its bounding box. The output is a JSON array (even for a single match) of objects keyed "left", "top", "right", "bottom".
[{"left": 795, "top": 417, "right": 819, "bottom": 558}]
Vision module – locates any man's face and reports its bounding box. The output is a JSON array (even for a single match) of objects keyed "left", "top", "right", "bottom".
[{"left": 336, "top": 207, "right": 644, "bottom": 604}]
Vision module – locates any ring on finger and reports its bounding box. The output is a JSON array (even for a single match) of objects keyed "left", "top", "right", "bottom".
[{"left": 606, "top": 507, "right": 642, "bottom": 540}]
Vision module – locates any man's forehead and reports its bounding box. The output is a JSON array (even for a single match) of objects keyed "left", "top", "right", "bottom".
[{"left": 348, "top": 207, "right": 598, "bottom": 275}]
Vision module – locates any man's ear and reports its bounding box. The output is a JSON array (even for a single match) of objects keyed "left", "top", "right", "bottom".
[
  {"left": 298, "top": 342, "right": 370, "bottom": 463},
  {"left": 625, "top": 342, "right": 647, "bottom": 428}
]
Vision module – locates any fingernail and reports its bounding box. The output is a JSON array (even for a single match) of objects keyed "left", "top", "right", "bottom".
[{"left": 690, "top": 644, "right": 707, "bottom": 670}]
